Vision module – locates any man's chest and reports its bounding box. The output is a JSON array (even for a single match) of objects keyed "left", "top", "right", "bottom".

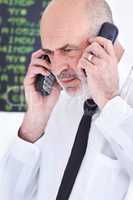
[{"left": 37, "top": 117, "right": 129, "bottom": 200}]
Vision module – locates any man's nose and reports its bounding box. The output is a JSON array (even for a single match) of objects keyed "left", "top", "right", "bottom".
[{"left": 51, "top": 50, "right": 70, "bottom": 75}]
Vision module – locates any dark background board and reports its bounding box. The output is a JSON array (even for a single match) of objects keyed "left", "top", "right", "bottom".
[{"left": 0, "top": 0, "right": 50, "bottom": 112}]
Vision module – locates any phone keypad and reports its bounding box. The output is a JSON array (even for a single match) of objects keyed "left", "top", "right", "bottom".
[{"left": 42, "top": 74, "right": 56, "bottom": 95}]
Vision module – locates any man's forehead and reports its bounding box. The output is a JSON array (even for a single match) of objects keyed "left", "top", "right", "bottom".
[
  {"left": 41, "top": 34, "right": 88, "bottom": 52},
  {"left": 41, "top": 22, "right": 89, "bottom": 51}
]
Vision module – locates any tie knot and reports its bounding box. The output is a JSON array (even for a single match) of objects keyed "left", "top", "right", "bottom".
[{"left": 83, "top": 99, "right": 97, "bottom": 116}]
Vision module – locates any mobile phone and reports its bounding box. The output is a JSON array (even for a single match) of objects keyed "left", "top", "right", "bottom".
[
  {"left": 35, "top": 55, "right": 56, "bottom": 96},
  {"left": 98, "top": 22, "right": 118, "bottom": 44},
  {"left": 35, "top": 22, "right": 118, "bottom": 96}
]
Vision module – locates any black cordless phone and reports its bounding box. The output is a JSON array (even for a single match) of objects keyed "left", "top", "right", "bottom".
[
  {"left": 35, "top": 22, "right": 118, "bottom": 96},
  {"left": 35, "top": 55, "right": 56, "bottom": 96},
  {"left": 98, "top": 22, "right": 118, "bottom": 44}
]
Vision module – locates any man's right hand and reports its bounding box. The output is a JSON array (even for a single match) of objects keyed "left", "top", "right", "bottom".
[{"left": 19, "top": 49, "right": 61, "bottom": 143}]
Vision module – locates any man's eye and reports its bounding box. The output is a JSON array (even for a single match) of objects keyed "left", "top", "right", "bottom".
[
  {"left": 64, "top": 49, "right": 73, "bottom": 52},
  {"left": 63, "top": 48, "right": 80, "bottom": 57}
]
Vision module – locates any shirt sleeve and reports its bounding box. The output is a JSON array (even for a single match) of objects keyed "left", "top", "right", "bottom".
[
  {"left": 0, "top": 134, "right": 45, "bottom": 200},
  {"left": 95, "top": 96, "right": 133, "bottom": 179}
]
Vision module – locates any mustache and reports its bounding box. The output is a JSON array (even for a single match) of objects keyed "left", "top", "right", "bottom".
[{"left": 57, "top": 69, "right": 79, "bottom": 80}]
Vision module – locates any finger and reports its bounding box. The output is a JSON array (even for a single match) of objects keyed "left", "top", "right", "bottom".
[
  {"left": 82, "top": 54, "right": 93, "bottom": 63},
  {"left": 24, "top": 66, "right": 50, "bottom": 86},
  {"left": 27, "top": 65, "right": 50, "bottom": 79},
  {"left": 88, "top": 54, "right": 104, "bottom": 66},
  {"left": 84, "top": 42, "right": 107, "bottom": 60},
  {"left": 29, "top": 58, "right": 51, "bottom": 70},
  {"left": 89, "top": 37, "right": 115, "bottom": 56},
  {"left": 31, "top": 49, "right": 45, "bottom": 59},
  {"left": 78, "top": 57, "right": 94, "bottom": 71}
]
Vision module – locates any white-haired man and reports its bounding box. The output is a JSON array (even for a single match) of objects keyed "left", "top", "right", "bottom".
[{"left": 0, "top": 0, "right": 133, "bottom": 199}]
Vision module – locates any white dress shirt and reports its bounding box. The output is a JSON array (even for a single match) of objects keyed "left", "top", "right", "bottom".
[{"left": 0, "top": 51, "right": 133, "bottom": 200}]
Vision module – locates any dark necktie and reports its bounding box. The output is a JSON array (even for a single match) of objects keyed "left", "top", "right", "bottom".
[{"left": 56, "top": 99, "right": 98, "bottom": 200}]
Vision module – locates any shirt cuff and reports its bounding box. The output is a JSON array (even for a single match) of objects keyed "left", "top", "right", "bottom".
[
  {"left": 10, "top": 133, "right": 46, "bottom": 164},
  {"left": 17, "top": 126, "right": 46, "bottom": 151}
]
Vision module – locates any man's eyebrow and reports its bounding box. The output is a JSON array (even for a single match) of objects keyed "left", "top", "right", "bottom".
[
  {"left": 42, "top": 44, "right": 79, "bottom": 53},
  {"left": 42, "top": 48, "right": 53, "bottom": 53}
]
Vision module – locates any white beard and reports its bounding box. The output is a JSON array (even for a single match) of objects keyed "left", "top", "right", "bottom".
[
  {"left": 62, "top": 78, "right": 92, "bottom": 103},
  {"left": 55, "top": 70, "right": 92, "bottom": 103}
]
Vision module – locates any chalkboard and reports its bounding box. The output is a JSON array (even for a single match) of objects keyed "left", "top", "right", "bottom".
[{"left": 0, "top": 0, "right": 50, "bottom": 112}]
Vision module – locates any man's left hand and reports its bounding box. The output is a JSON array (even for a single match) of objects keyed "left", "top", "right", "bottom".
[{"left": 78, "top": 36, "right": 119, "bottom": 109}]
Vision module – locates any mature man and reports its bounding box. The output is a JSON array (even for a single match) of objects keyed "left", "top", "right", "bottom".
[{"left": 0, "top": 0, "right": 133, "bottom": 199}]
